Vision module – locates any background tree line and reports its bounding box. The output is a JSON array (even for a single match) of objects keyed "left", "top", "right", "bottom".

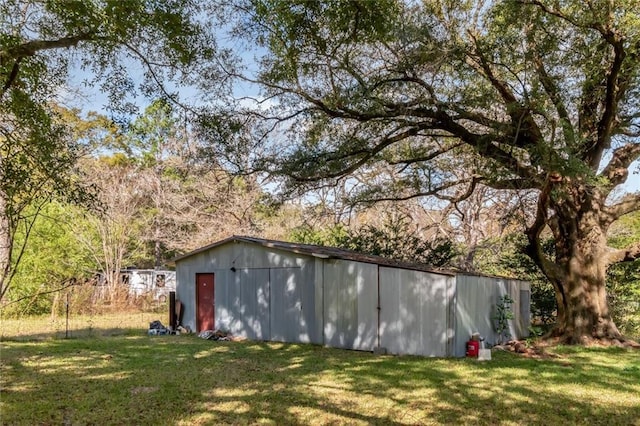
[{"left": 3, "top": 99, "right": 638, "bottom": 338}]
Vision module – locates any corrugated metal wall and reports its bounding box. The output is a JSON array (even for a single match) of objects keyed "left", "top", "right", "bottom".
[
  {"left": 379, "top": 267, "right": 454, "bottom": 357},
  {"left": 175, "top": 250, "right": 207, "bottom": 332},
  {"left": 175, "top": 242, "right": 320, "bottom": 340},
  {"left": 453, "top": 274, "right": 531, "bottom": 356},
  {"left": 269, "top": 264, "right": 322, "bottom": 344},
  {"left": 502, "top": 279, "right": 529, "bottom": 340},
  {"left": 216, "top": 268, "right": 271, "bottom": 340},
  {"left": 322, "top": 260, "right": 378, "bottom": 351}
]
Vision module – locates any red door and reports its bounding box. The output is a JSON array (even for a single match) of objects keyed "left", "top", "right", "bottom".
[{"left": 196, "top": 273, "right": 215, "bottom": 332}]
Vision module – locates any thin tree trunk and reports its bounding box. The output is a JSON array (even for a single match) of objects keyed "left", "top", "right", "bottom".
[
  {"left": 0, "top": 191, "right": 13, "bottom": 301},
  {"left": 154, "top": 238, "right": 161, "bottom": 269}
]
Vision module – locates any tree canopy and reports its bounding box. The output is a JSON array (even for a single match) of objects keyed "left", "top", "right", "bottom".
[
  {"left": 0, "top": 0, "right": 226, "bottom": 300},
  {"left": 213, "top": 0, "right": 640, "bottom": 343}
]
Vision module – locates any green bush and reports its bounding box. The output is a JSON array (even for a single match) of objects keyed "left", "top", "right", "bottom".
[{"left": 290, "top": 214, "right": 458, "bottom": 267}]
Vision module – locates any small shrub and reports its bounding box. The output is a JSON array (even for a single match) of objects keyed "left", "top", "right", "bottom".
[
  {"left": 528, "top": 325, "right": 545, "bottom": 337},
  {"left": 493, "top": 294, "right": 514, "bottom": 344}
]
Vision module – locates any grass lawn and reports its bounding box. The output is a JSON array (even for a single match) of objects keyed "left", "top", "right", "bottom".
[{"left": 1, "top": 315, "right": 639, "bottom": 425}]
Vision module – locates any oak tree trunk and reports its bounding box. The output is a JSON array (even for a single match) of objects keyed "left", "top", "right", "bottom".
[
  {"left": 531, "top": 182, "right": 624, "bottom": 344},
  {"left": 548, "top": 241, "right": 622, "bottom": 343}
]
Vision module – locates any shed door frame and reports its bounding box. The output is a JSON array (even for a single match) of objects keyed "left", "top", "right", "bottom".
[{"left": 196, "top": 273, "right": 215, "bottom": 332}]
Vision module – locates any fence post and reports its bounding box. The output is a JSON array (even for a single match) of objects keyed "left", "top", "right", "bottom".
[{"left": 65, "top": 292, "right": 70, "bottom": 339}]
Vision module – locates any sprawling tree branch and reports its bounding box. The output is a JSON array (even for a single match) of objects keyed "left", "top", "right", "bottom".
[
  {"left": 387, "top": 142, "right": 464, "bottom": 166},
  {"left": 445, "top": 105, "right": 507, "bottom": 130},
  {"left": 525, "top": 177, "right": 562, "bottom": 281},
  {"left": 1, "top": 58, "right": 21, "bottom": 97},
  {"left": 435, "top": 175, "right": 483, "bottom": 203},
  {"left": 1, "top": 33, "right": 95, "bottom": 99},
  {"left": 586, "top": 33, "right": 626, "bottom": 168},
  {"left": 599, "top": 143, "right": 640, "bottom": 188},
  {"left": 351, "top": 178, "right": 476, "bottom": 205},
  {"left": 606, "top": 242, "right": 640, "bottom": 265},
  {"left": 483, "top": 177, "right": 542, "bottom": 190},
  {"left": 605, "top": 193, "right": 640, "bottom": 222},
  {"left": 519, "top": 0, "right": 601, "bottom": 30},
  {"left": 434, "top": 111, "right": 541, "bottom": 184},
  {"left": 466, "top": 33, "right": 544, "bottom": 150},
  {"left": 288, "top": 124, "right": 424, "bottom": 182},
  {"left": 0, "top": 33, "right": 94, "bottom": 63},
  {"left": 531, "top": 54, "right": 575, "bottom": 147}
]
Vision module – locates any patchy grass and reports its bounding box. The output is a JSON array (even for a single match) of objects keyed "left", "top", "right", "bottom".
[
  {"left": 1, "top": 317, "right": 639, "bottom": 425},
  {"left": 0, "top": 311, "right": 168, "bottom": 340}
]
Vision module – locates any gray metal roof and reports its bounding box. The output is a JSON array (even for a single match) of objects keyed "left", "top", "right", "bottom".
[{"left": 172, "top": 235, "right": 456, "bottom": 276}]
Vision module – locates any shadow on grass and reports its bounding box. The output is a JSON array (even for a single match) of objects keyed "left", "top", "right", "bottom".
[
  {"left": 1, "top": 327, "right": 145, "bottom": 341},
  {"left": 1, "top": 336, "right": 639, "bottom": 425},
  {"left": 0, "top": 312, "right": 166, "bottom": 341}
]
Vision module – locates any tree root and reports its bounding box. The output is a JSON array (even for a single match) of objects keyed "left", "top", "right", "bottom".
[
  {"left": 537, "top": 332, "right": 640, "bottom": 349},
  {"left": 494, "top": 336, "right": 639, "bottom": 360}
]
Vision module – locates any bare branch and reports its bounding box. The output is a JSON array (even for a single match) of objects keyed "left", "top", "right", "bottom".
[
  {"left": 0, "top": 200, "right": 46, "bottom": 300},
  {"left": 122, "top": 42, "right": 197, "bottom": 115},
  {"left": 1, "top": 279, "right": 80, "bottom": 307},
  {"left": 606, "top": 242, "right": 640, "bottom": 265},
  {"left": 599, "top": 143, "right": 640, "bottom": 188},
  {"left": 605, "top": 193, "right": 640, "bottom": 222},
  {"left": 387, "top": 142, "right": 464, "bottom": 166},
  {"left": 436, "top": 175, "right": 483, "bottom": 203},
  {"left": 0, "top": 32, "right": 94, "bottom": 63},
  {"left": 352, "top": 178, "right": 475, "bottom": 205}
]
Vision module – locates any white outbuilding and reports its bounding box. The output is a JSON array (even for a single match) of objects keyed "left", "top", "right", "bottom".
[{"left": 174, "top": 236, "right": 530, "bottom": 357}]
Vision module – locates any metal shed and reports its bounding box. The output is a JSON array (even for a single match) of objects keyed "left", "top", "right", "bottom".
[{"left": 174, "top": 236, "right": 530, "bottom": 357}]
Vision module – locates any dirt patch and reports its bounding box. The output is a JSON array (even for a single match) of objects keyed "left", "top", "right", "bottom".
[{"left": 493, "top": 340, "right": 562, "bottom": 359}]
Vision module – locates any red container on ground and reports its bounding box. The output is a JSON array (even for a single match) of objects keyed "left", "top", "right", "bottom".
[{"left": 466, "top": 340, "right": 479, "bottom": 357}]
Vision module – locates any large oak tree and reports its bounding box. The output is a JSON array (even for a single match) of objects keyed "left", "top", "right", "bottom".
[{"left": 223, "top": 0, "right": 640, "bottom": 343}]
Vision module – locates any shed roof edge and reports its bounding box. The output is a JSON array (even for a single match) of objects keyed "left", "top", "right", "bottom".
[{"left": 171, "top": 235, "right": 458, "bottom": 276}]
